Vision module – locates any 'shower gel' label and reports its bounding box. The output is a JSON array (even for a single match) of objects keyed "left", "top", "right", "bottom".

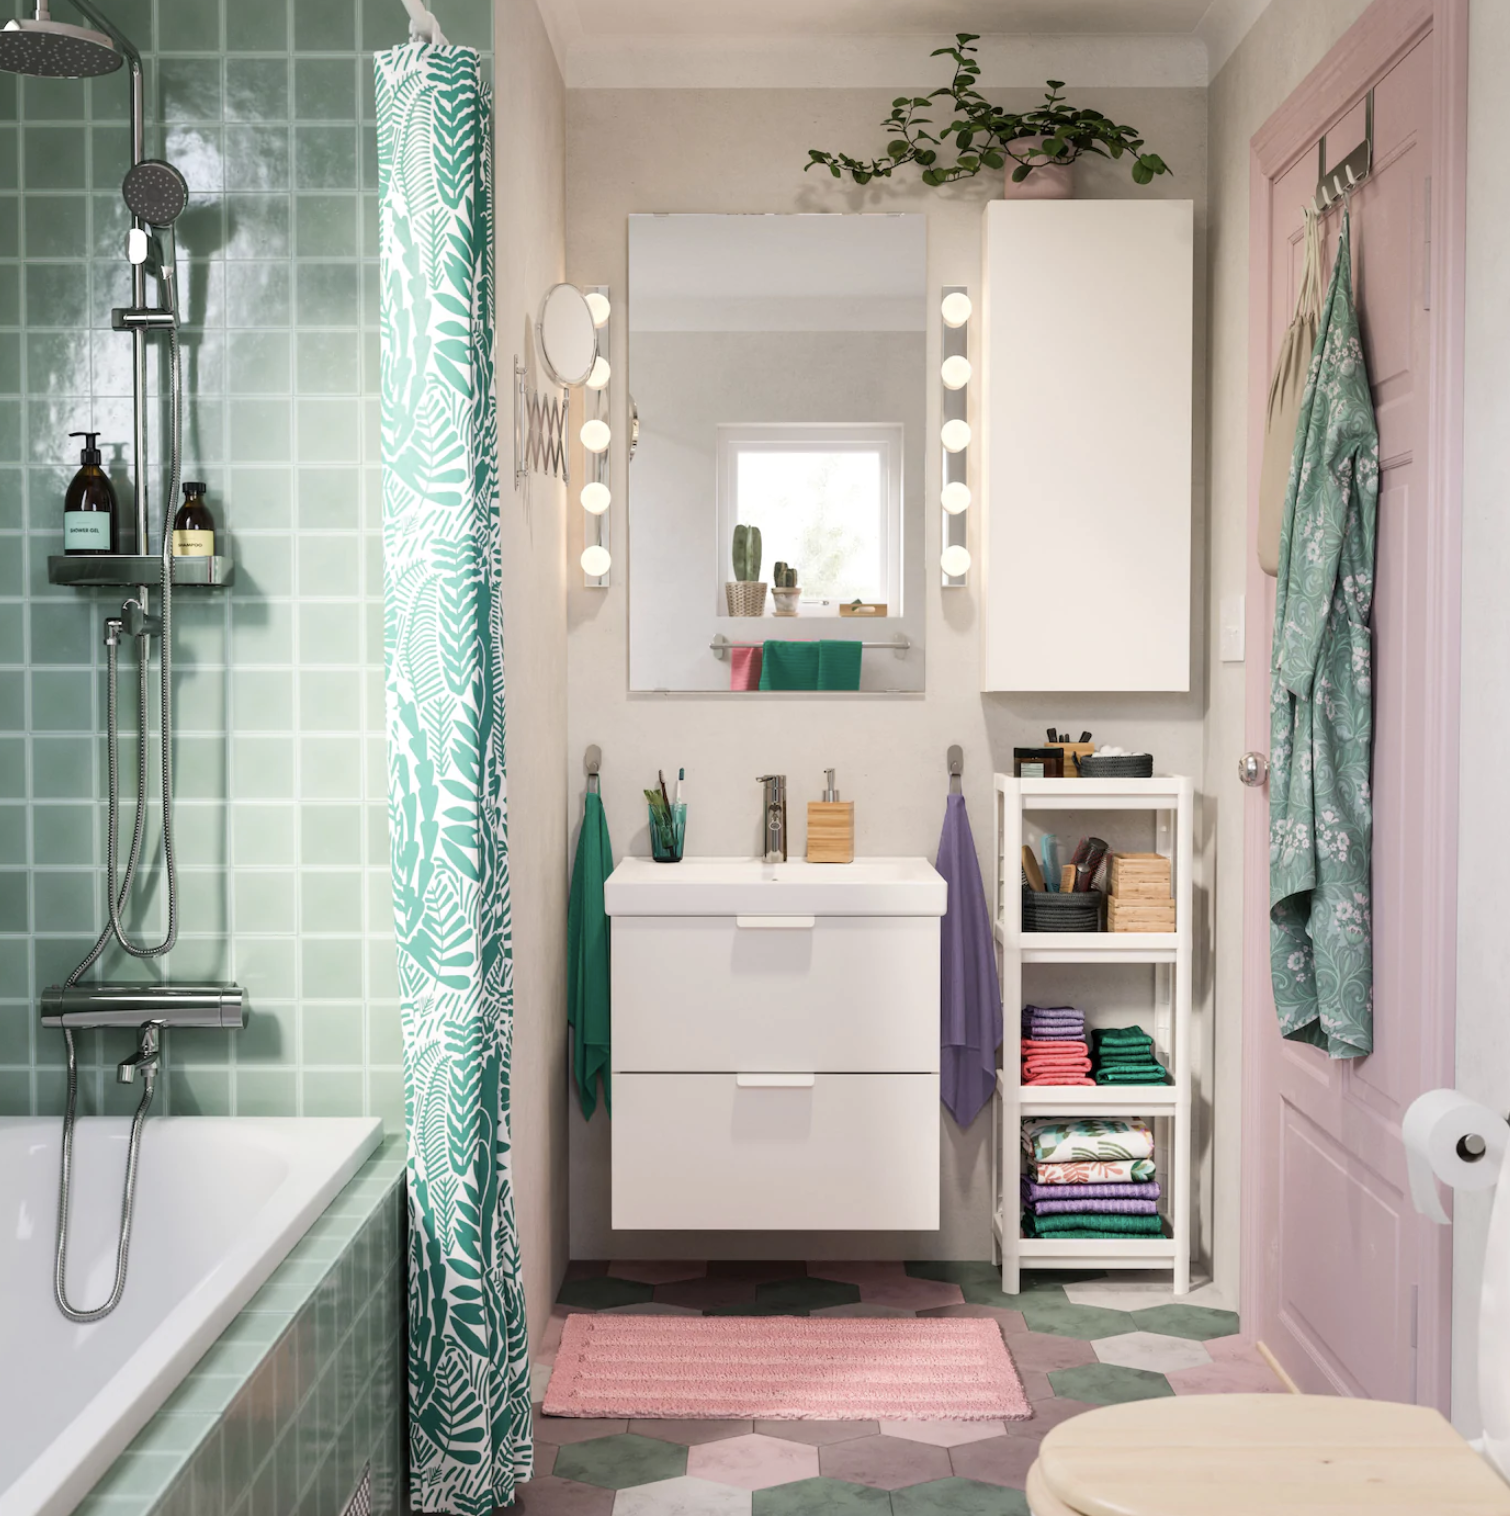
[{"left": 64, "top": 514, "right": 111, "bottom": 552}]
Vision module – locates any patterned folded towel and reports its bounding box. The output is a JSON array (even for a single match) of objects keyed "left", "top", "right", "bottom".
[
  {"left": 1022, "top": 1118, "right": 1154, "bottom": 1164},
  {"left": 1022, "top": 1210, "right": 1165, "bottom": 1237},
  {"left": 1028, "top": 1158, "right": 1157, "bottom": 1185},
  {"left": 1094, "top": 1065, "right": 1170, "bottom": 1085},
  {"left": 1021, "top": 1178, "right": 1162, "bottom": 1203},
  {"left": 1029, "top": 1197, "right": 1160, "bottom": 1216}
]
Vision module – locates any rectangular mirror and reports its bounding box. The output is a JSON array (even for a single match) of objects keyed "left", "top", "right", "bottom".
[{"left": 628, "top": 214, "right": 928, "bottom": 693}]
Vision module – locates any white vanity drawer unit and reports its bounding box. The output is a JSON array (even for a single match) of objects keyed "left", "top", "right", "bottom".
[{"left": 604, "top": 857, "right": 947, "bottom": 1232}]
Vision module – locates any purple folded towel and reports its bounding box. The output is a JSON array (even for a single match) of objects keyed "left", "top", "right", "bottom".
[
  {"left": 1021, "top": 1178, "right": 1162, "bottom": 1203},
  {"left": 1023, "top": 1027, "right": 1087, "bottom": 1041},
  {"left": 1031, "top": 1197, "right": 1160, "bottom": 1216}
]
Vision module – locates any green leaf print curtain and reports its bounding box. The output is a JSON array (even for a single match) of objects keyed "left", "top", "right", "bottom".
[
  {"left": 1269, "top": 209, "right": 1379, "bottom": 1060},
  {"left": 375, "top": 43, "right": 532, "bottom": 1511}
]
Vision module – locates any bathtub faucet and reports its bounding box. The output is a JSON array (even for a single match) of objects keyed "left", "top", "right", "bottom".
[
  {"left": 40, "top": 981, "right": 246, "bottom": 1030},
  {"left": 116, "top": 1023, "right": 160, "bottom": 1089}
]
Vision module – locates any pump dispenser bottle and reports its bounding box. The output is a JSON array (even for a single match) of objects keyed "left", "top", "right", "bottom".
[
  {"left": 62, "top": 431, "right": 118, "bottom": 555},
  {"left": 807, "top": 767, "right": 855, "bottom": 864}
]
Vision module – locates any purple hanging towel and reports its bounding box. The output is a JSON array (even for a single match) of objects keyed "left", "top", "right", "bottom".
[{"left": 937, "top": 791, "right": 1003, "bottom": 1125}]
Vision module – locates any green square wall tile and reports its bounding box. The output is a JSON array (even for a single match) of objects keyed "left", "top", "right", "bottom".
[
  {"left": 302, "top": 1003, "right": 363, "bottom": 1065},
  {"left": 228, "top": 332, "right": 292, "bottom": 395},
  {"left": 296, "top": 332, "right": 358, "bottom": 395},
  {"left": 0, "top": 211, "right": 14, "bottom": 264},
  {"left": 0, "top": 127, "right": 15, "bottom": 190},
  {"left": 233, "top": 803, "right": 294, "bottom": 864},
  {"left": 0, "top": 938, "right": 28, "bottom": 999},
  {"left": 232, "top": 670, "right": 295, "bottom": 732},
  {"left": 33, "top": 870, "right": 94, "bottom": 932},
  {"left": 298, "top": 670, "right": 360, "bottom": 731},
  {"left": 237, "top": 934, "right": 296, "bottom": 1003},
  {"left": 229, "top": 399, "right": 291, "bottom": 462},
  {"left": 225, "top": 197, "right": 292, "bottom": 262},
  {"left": 225, "top": 59, "right": 288, "bottom": 123},
  {"left": 301, "top": 938, "right": 361, "bottom": 998},
  {"left": 0, "top": 1070, "right": 32, "bottom": 1114},
  {"left": 367, "top": 1070, "right": 402, "bottom": 1132},
  {"left": 169, "top": 1068, "right": 232, "bottom": 1117},
  {"left": 293, "top": 127, "right": 356, "bottom": 191},
  {"left": 366, "top": 938, "right": 398, "bottom": 997},
  {"left": 296, "top": 400, "right": 359, "bottom": 464},
  {"left": 32, "top": 736, "right": 90, "bottom": 798},
  {"left": 25, "top": 196, "right": 87, "bottom": 258},
  {"left": 0, "top": 738, "right": 23, "bottom": 799},
  {"left": 174, "top": 736, "right": 228, "bottom": 799},
  {"left": 227, "top": 2, "right": 287, "bottom": 51},
  {"left": 33, "top": 804, "right": 92, "bottom": 865},
  {"left": 225, "top": 261, "right": 291, "bottom": 327},
  {"left": 294, "top": 61, "right": 357, "bottom": 123},
  {"left": 299, "top": 737, "right": 361, "bottom": 799},
  {"left": 300, "top": 872, "right": 361, "bottom": 933},
  {"left": 0, "top": 400, "right": 19, "bottom": 462},
  {"left": 0, "top": 871, "right": 26, "bottom": 931},
  {"left": 157, "top": 0, "right": 222, "bottom": 51},
  {"left": 160, "top": 60, "right": 223, "bottom": 123},
  {"left": 25, "top": 264, "right": 88, "bottom": 327},
  {"left": 296, "top": 604, "right": 359, "bottom": 666},
  {"left": 232, "top": 737, "right": 294, "bottom": 799},
  {"left": 171, "top": 667, "right": 229, "bottom": 735},
  {"left": 235, "top": 535, "right": 294, "bottom": 597},
  {"left": 366, "top": 1003, "right": 401, "bottom": 1065},
  {"left": 297, "top": 469, "right": 359, "bottom": 530},
  {"left": 25, "top": 128, "right": 85, "bottom": 188},
  {"left": 0, "top": 471, "right": 20, "bottom": 530},
  {"left": 237, "top": 1069, "right": 297, "bottom": 1117},
  {"left": 228, "top": 467, "right": 293, "bottom": 528},
  {"left": 0, "top": 671, "right": 22, "bottom": 730},
  {"left": 302, "top": 1071, "right": 363, "bottom": 1118},
  {"left": 30, "top": 601, "right": 94, "bottom": 665},
  {"left": 234, "top": 872, "right": 294, "bottom": 934},
  {"left": 301, "top": 805, "right": 360, "bottom": 865},
  {"left": 0, "top": 1003, "right": 29, "bottom": 1063},
  {"left": 26, "top": 331, "right": 90, "bottom": 396},
  {"left": 168, "top": 1024, "right": 232, "bottom": 1066},
  {"left": 294, "top": 1, "right": 356, "bottom": 52},
  {"left": 295, "top": 196, "right": 357, "bottom": 258},
  {"left": 296, "top": 264, "right": 358, "bottom": 326},
  {"left": 0, "top": 604, "right": 21, "bottom": 661},
  {"left": 29, "top": 670, "right": 92, "bottom": 731},
  {"left": 0, "top": 334, "right": 18, "bottom": 393},
  {"left": 236, "top": 1000, "right": 294, "bottom": 1063},
  {"left": 171, "top": 802, "right": 229, "bottom": 869},
  {"left": 0, "top": 805, "right": 24, "bottom": 864}
]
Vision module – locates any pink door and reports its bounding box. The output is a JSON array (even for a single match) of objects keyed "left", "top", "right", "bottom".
[{"left": 1241, "top": 0, "right": 1466, "bottom": 1410}]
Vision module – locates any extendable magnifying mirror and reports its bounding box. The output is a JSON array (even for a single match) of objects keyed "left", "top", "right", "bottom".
[{"left": 536, "top": 282, "right": 599, "bottom": 387}]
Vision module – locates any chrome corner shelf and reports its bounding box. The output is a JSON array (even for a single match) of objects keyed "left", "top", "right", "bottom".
[{"left": 48, "top": 554, "right": 235, "bottom": 589}]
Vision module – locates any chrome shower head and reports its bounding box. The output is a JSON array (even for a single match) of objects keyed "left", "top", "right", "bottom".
[
  {"left": 0, "top": 4, "right": 123, "bottom": 77},
  {"left": 122, "top": 158, "right": 188, "bottom": 227}
]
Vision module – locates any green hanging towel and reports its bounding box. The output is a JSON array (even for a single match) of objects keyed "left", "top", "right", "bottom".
[
  {"left": 817, "top": 639, "right": 863, "bottom": 691},
  {"left": 376, "top": 42, "right": 531, "bottom": 1514},
  {"left": 759, "top": 640, "right": 821, "bottom": 690},
  {"left": 568, "top": 791, "right": 613, "bottom": 1118},
  {"left": 1269, "top": 208, "right": 1379, "bottom": 1060}
]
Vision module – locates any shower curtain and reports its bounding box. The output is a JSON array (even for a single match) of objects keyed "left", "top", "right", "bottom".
[{"left": 375, "top": 44, "right": 532, "bottom": 1512}]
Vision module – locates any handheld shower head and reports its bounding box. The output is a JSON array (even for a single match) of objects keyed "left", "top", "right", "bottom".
[
  {"left": 122, "top": 158, "right": 189, "bottom": 227},
  {"left": 0, "top": 2, "right": 123, "bottom": 77}
]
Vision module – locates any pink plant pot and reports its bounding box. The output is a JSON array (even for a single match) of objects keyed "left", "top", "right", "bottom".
[{"left": 1003, "top": 137, "right": 1076, "bottom": 200}]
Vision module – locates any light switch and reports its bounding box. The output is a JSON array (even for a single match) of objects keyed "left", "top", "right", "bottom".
[{"left": 1220, "top": 594, "right": 1245, "bottom": 663}]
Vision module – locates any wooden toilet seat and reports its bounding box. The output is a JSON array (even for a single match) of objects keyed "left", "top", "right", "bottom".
[{"left": 1028, "top": 1394, "right": 1510, "bottom": 1516}]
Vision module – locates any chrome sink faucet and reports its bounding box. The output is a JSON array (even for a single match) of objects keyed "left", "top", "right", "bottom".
[{"left": 757, "top": 775, "right": 787, "bottom": 863}]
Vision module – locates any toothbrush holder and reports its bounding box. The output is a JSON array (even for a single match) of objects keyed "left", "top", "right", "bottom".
[{"left": 649, "top": 802, "right": 687, "bottom": 864}]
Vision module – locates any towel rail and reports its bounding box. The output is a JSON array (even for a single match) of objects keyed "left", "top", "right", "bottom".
[{"left": 710, "top": 633, "right": 911, "bottom": 661}]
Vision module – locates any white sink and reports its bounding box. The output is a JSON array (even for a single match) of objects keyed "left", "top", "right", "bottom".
[{"left": 604, "top": 856, "right": 947, "bottom": 917}]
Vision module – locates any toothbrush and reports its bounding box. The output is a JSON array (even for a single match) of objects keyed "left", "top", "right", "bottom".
[{"left": 674, "top": 767, "right": 684, "bottom": 806}]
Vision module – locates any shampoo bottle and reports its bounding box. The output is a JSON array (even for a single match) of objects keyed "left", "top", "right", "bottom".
[
  {"left": 62, "top": 431, "right": 118, "bottom": 556},
  {"left": 171, "top": 481, "right": 215, "bottom": 557}
]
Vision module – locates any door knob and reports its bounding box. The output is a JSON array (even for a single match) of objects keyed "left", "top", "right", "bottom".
[{"left": 1238, "top": 752, "right": 1269, "bottom": 787}]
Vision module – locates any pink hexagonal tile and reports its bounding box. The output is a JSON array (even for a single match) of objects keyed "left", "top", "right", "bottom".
[
  {"left": 813, "top": 1263, "right": 966, "bottom": 1310},
  {"left": 819, "top": 1433, "right": 952, "bottom": 1489},
  {"left": 534, "top": 1441, "right": 558, "bottom": 1477},
  {"left": 1205, "top": 1334, "right": 1263, "bottom": 1364},
  {"left": 1019, "top": 1369, "right": 1053, "bottom": 1402},
  {"left": 814, "top": 1262, "right": 910, "bottom": 1287},
  {"left": 918, "top": 1303, "right": 1028, "bottom": 1335},
  {"left": 1000, "top": 1397, "right": 1095, "bottom": 1439},
  {"left": 1001, "top": 1330, "right": 1097, "bottom": 1373},
  {"left": 532, "top": 1415, "right": 630, "bottom": 1445},
  {"left": 1167, "top": 1359, "right": 1283, "bottom": 1394},
  {"left": 810, "top": 1303, "right": 918, "bottom": 1319},
  {"left": 948, "top": 1431, "right": 1042, "bottom": 1488},
  {"left": 630, "top": 1419, "right": 753, "bottom": 1446},
  {"left": 878, "top": 1420, "right": 1006, "bottom": 1448},
  {"left": 752, "top": 1419, "right": 879, "bottom": 1446},
  {"left": 608, "top": 1261, "right": 709, "bottom": 1286},
  {"left": 687, "top": 1432, "right": 819, "bottom": 1490},
  {"left": 654, "top": 1277, "right": 759, "bottom": 1311},
  {"left": 611, "top": 1476, "right": 752, "bottom": 1515},
  {"left": 511, "top": 1474, "right": 615, "bottom": 1513}
]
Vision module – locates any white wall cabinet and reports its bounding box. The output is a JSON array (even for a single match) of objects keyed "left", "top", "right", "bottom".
[{"left": 979, "top": 200, "right": 1194, "bottom": 692}]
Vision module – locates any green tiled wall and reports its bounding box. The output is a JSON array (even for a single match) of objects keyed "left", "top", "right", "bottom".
[{"left": 0, "top": 0, "right": 491, "bottom": 1122}]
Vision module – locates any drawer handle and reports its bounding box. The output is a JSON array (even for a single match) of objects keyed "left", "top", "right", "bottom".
[
  {"left": 736, "top": 1073, "right": 816, "bottom": 1088},
  {"left": 734, "top": 915, "right": 817, "bottom": 930}
]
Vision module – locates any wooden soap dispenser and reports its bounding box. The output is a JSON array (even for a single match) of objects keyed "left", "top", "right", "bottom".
[{"left": 807, "top": 769, "right": 854, "bottom": 864}]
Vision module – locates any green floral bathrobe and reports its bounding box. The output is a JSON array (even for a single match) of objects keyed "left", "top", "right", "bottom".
[{"left": 1269, "top": 211, "right": 1379, "bottom": 1060}]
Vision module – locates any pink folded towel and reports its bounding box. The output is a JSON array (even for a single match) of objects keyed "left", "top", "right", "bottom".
[
  {"left": 1020, "top": 1039, "right": 1088, "bottom": 1057},
  {"left": 730, "top": 646, "right": 763, "bottom": 690},
  {"left": 1024, "top": 1073, "right": 1096, "bottom": 1086}
]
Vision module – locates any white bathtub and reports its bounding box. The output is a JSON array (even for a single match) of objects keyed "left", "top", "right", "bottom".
[{"left": 0, "top": 1116, "right": 384, "bottom": 1516}]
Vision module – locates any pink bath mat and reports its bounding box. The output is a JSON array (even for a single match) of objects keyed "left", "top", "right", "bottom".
[{"left": 542, "top": 1314, "right": 1030, "bottom": 1421}]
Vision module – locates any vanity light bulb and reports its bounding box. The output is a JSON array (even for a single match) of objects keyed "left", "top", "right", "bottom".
[
  {"left": 940, "top": 292, "right": 973, "bottom": 328},
  {"left": 581, "top": 481, "right": 611, "bottom": 515},
  {"left": 581, "top": 544, "right": 612, "bottom": 576},
  {"left": 941, "top": 481, "right": 971, "bottom": 515},
  {"left": 584, "top": 291, "right": 611, "bottom": 328},
  {"left": 586, "top": 356, "right": 611, "bottom": 390},
  {"left": 580, "top": 418, "right": 611, "bottom": 454},
  {"left": 941, "top": 544, "right": 972, "bottom": 577},
  {"left": 940, "top": 355, "right": 972, "bottom": 390},
  {"left": 940, "top": 418, "right": 971, "bottom": 453}
]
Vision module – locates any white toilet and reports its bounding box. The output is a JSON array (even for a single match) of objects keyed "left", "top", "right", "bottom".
[{"left": 1024, "top": 1150, "right": 1510, "bottom": 1515}]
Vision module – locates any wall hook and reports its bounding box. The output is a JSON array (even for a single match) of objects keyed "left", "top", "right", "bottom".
[
  {"left": 585, "top": 744, "right": 601, "bottom": 793},
  {"left": 947, "top": 744, "right": 963, "bottom": 795}
]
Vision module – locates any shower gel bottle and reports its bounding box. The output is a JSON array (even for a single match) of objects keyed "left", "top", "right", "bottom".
[{"left": 62, "top": 431, "right": 118, "bottom": 555}]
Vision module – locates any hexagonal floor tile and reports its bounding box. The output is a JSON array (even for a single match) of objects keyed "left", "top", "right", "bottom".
[
  {"left": 818, "top": 1434, "right": 951, "bottom": 1489},
  {"left": 704, "top": 1302, "right": 812, "bottom": 1317},
  {"left": 1047, "top": 1363, "right": 1175, "bottom": 1405},
  {"left": 946, "top": 1432, "right": 1041, "bottom": 1489},
  {"left": 1017, "top": 1296, "right": 1136, "bottom": 1340},
  {"left": 810, "top": 1303, "right": 919, "bottom": 1319},
  {"left": 999, "top": 1329, "right": 1096, "bottom": 1373},
  {"left": 565, "top": 1261, "right": 611, "bottom": 1280},
  {"left": 903, "top": 1261, "right": 1001, "bottom": 1286},
  {"left": 1205, "top": 1334, "right": 1262, "bottom": 1363},
  {"left": 553, "top": 1433, "right": 689, "bottom": 1489},
  {"left": 536, "top": 1417, "right": 631, "bottom": 1446},
  {"left": 1167, "top": 1358, "right": 1283, "bottom": 1394},
  {"left": 687, "top": 1434, "right": 821, "bottom": 1490},
  {"left": 917, "top": 1303, "right": 1028, "bottom": 1335},
  {"left": 611, "top": 1476, "right": 752, "bottom": 1515},
  {"left": 998, "top": 1397, "right": 1094, "bottom": 1439},
  {"left": 532, "top": 1360, "right": 554, "bottom": 1404},
  {"left": 513, "top": 1474, "right": 616, "bottom": 1513},
  {"left": 1093, "top": 1331, "right": 1212, "bottom": 1373},
  {"left": 608, "top": 1261, "right": 710, "bottom": 1286},
  {"left": 654, "top": 1277, "right": 760, "bottom": 1311},
  {"left": 751, "top": 1477, "right": 893, "bottom": 1515},
  {"left": 877, "top": 1421, "right": 1006, "bottom": 1448},
  {"left": 754, "top": 1277, "right": 862, "bottom": 1312},
  {"left": 752, "top": 1420, "right": 879, "bottom": 1447},
  {"left": 557, "top": 1276, "right": 657, "bottom": 1311},
  {"left": 630, "top": 1420, "right": 753, "bottom": 1446},
  {"left": 1129, "top": 1303, "right": 1241, "bottom": 1340},
  {"left": 706, "top": 1261, "right": 808, "bottom": 1282},
  {"left": 536, "top": 1442, "right": 559, "bottom": 1477},
  {"left": 890, "top": 1476, "right": 1031, "bottom": 1514},
  {"left": 814, "top": 1262, "right": 965, "bottom": 1311},
  {"left": 598, "top": 1303, "right": 702, "bottom": 1317}
]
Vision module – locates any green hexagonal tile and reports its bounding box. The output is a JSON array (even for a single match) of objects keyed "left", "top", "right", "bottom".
[
  {"left": 556, "top": 1276, "right": 656, "bottom": 1310},
  {"left": 904, "top": 1261, "right": 1001, "bottom": 1285},
  {"left": 1018, "top": 1295, "right": 1136, "bottom": 1339},
  {"left": 753, "top": 1477, "right": 893, "bottom": 1515},
  {"left": 1129, "top": 1303, "right": 1241, "bottom": 1341},
  {"left": 756, "top": 1277, "right": 862, "bottom": 1311},
  {"left": 957, "top": 1278, "right": 1039, "bottom": 1310},
  {"left": 1021, "top": 1268, "right": 1106, "bottom": 1291},
  {"left": 1047, "top": 1363, "right": 1175, "bottom": 1405},
  {"left": 705, "top": 1302, "right": 812, "bottom": 1317},
  {"left": 552, "top": 1433, "right": 689, "bottom": 1489},
  {"left": 890, "top": 1477, "right": 1031, "bottom": 1515}
]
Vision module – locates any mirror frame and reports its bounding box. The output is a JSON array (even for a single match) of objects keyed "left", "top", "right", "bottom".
[{"left": 536, "top": 282, "right": 599, "bottom": 387}]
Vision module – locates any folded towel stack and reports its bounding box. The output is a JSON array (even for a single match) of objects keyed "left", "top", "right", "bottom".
[
  {"left": 1020, "top": 1118, "right": 1164, "bottom": 1238},
  {"left": 1091, "top": 1025, "right": 1170, "bottom": 1085},
  {"left": 1019, "top": 1005, "right": 1092, "bottom": 1086}
]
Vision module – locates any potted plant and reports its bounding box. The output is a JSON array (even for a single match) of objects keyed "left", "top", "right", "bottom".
[
  {"left": 771, "top": 562, "right": 801, "bottom": 617},
  {"left": 805, "top": 34, "right": 1169, "bottom": 200},
  {"left": 726, "top": 523, "right": 766, "bottom": 616}
]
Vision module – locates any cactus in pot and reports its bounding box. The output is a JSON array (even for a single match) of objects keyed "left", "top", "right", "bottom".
[
  {"left": 727, "top": 524, "right": 767, "bottom": 616},
  {"left": 771, "top": 560, "right": 801, "bottom": 616}
]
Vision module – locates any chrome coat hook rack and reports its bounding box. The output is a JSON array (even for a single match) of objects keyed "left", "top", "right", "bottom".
[{"left": 1312, "top": 88, "right": 1373, "bottom": 215}]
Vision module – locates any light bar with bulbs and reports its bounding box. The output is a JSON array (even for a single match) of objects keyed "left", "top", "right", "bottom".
[
  {"left": 940, "top": 285, "right": 971, "bottom": 587},
  {"left": 580, "top": 284, "right": 612, "bottom": 586}
]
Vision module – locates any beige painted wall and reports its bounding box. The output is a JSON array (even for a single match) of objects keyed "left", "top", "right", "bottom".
[
  {"left": 495, "top": 0, "right": 571, "bottom": 1344},
  {"left": 1202, "top": 0, "right": 1373, "bottom": 1330},
  {"left": 564, "top": 85, "right": 1212, "bottom": 1265}
]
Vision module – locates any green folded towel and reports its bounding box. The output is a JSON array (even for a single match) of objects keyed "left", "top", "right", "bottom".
[
  {"left": 759, "top": 641, "right": 821, "bottom": 691},
  {"left": 1093, "top": 1027, "right": 1155, "bottom": 1050},
  {"left": 1094, "top": 1065, "right": 1170, "bottom": 1085},
  {"left": 1022, "top": 1211, "right": 1165, "bottom": 1237},
  {"left": 817, "top": 639, "right": 862, "bottom": 691}
]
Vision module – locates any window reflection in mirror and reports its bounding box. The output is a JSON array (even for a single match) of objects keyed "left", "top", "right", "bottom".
[{"left": 628, "top": 214, "right": 927, "bottom": 693}]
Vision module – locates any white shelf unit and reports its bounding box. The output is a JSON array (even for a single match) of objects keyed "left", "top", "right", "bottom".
[{"left": 991, "top": 774, "right": 1194, "bottom": 1294}]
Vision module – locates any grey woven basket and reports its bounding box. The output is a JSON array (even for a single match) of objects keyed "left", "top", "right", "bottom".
[
  {"left": 1077, "top": 753, "right": 1154, "bottom": 778},
  {"left": 1023, "top": 888, "right": 1104, "bottom": 933}
]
